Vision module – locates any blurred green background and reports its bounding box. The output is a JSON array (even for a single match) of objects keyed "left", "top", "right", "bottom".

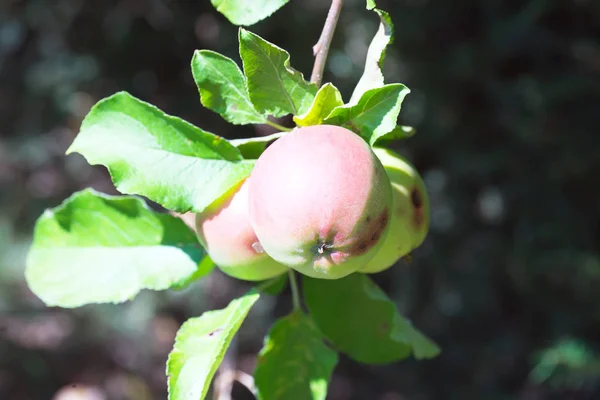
[{"left": 1, "top": 0, "right": 599, "bottom": 399}]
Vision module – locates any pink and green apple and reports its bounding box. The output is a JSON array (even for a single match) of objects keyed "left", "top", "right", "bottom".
[
  {"left": 195, "top": 178, "right": 288, "bottom": 281},
  {"left": 248, "top": 125, "right": 392, "bottom": 279}
]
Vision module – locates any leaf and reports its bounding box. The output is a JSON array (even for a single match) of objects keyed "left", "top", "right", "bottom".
[
  {"left": 350, "top": 9, "right": 394, "bottom": 104},
  {"left": 324, "top": 84, "right": 410, "bottom": 146},
  {"left": 257, "top": 273, "right": 288, "bottom": 296},
  {"left": 239, "top": 29, "right": 317, "bottom": 117},
  {"left": 191, "top": 50, "right": 267, "bottom": 125},
  {"left": 366, "top": 0, "right": 376, "bottom": 10},
  {"left": 211, "top": 0, "right": 290, "bottom": 26},
  {"left": 167, "top": 290, "right": 260, "bottom": 400},
  {"left": 25, "top": 189, "right": 205, "bottom": 308},
  {"left": 230, "top": 132, "right": 284, "bottom": 159},
  {"left": 254, "top": 312, "right": 338, "bottom": 400},
  {"left": 67, "top": 92, "right": 254, "bottom": 213},
  {"left": 303, "top": 274, "right": 440, "bottom": 364},
  {"left": 171, "top": 257, "right": 216, "bottom": 291},
  {"left": 293, "top": 83, "right": 344, "bottom": 127},
  {"left": 372, "top": 125, "right": 416, "bottom": 146}
]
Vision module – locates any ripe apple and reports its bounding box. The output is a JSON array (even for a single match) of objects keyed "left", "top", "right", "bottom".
[
  {"left": 195, "top": 178, "right": 288, "bottom": 281},
  {"left": 360, "top": 147, "right": 429, "bottom": 273},
  {"left": 248, "top": 125, "right": 392, "bottom": 279}
]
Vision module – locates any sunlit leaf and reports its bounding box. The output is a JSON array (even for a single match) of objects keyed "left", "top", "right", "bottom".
[
  {"left": 350, "top": 9, "right": 394, "bottom": 103},
  {"left": 211, "top": 0, "right": 290, "bottom": 26},
  {"left": 25, "top": 189, "right": 205, "bottom": 308},
  {"left": 324, "top": 84, "right": 410, "bottom": 146},
  {"left": 373, "top": 125, "right": 416, "bottom": 145},
  {"left": 68, "top": 92, "right": 254, "bottom": 213},
  {"left": 171, "top": 257, "right": 216, "bottom": 291},
  {"left": 293, "top": 83, "right": 344, "bottom": 127},
  {"left": 191, "top": 50, "right": 267, "bottom": 125},
  {"left": 167, "top": 290, "right": 260, "bottom": 400},
  {"left": 240, "top": 29, "right": 317, "bottom": 117}
]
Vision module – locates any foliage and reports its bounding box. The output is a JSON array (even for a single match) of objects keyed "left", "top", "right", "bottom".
[
  {"left": 1, "top": 0, "right": 599, "bottom": 399},
  {"left": 21, "top": 1, "right": 440, "bottom": 399}
]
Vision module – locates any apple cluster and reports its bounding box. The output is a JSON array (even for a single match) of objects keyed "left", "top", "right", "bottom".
[{"left": 194, "top": 125, "right": 429, "bottom": 281}]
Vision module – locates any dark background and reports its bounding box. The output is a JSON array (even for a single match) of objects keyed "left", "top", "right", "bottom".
[{"left": 1, "top": 0, "right": 600, "bottom": 399}]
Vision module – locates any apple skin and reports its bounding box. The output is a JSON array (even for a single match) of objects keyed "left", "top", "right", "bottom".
[
  {"left": 247, "top": 125, "right": 393, "bottom": 279},
  {"left": 359, "top": 147, "right": 430, "bottom": 274},
  {"left": 194, "top": 178, "right": 288, "bottom": 281}
]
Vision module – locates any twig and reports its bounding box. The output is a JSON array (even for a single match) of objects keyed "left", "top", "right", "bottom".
[
  {"left": 310, "top": 0, "right": 345, "bottom": 86},
  {"left": 288, "top": 270, "right": 301, "bottom": 311},
  {"left": 234, "top": 371, "right": 257, "bottom": 395},
  {"left": 213, "top": 336, "right": 237, "bottom": 400}
]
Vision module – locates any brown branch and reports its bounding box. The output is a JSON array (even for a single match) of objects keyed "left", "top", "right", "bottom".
[{"left": 310, "top": 0, "right": 345, "bottom": 87}]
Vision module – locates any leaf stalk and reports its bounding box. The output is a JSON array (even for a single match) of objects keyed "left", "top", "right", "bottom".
[{"left": 265, "top": 120, "right": 292, "bottom": 132}]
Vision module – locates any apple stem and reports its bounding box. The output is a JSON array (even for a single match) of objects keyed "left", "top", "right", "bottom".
[
  {"left": 265, "top": 120, "right": 292, "bottom": 132},
  {"left": 310, "top": 0, "right": 345, "bottom": 87},
  {"left": 288, "top": 270, "right": 302, "bottom": 311}
]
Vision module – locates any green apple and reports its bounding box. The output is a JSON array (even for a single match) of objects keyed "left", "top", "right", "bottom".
[{"left": 359, "top": 147, "right": 430, "bottom": 273}]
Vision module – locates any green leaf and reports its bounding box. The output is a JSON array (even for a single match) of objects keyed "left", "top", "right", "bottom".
[
  {"left": 167, "top": 290, "right": 260, "bottom": 400},
  {"left": 211, "top": 0, "right": 289, "bottom": 26},
  {"left": 191, "top": 50, "right": 267, "bottom": 125},
  {"left": 254, "top": 312, "right": 338, "bottom": 400},
  {"left": 350, "top": 10, "right": 394, "bottom": 103},
  {"left": 239, "top": 29, "right": 317, "bottom": 117},
  {"left": 25, "top": 189, "right": 205, "bottom": 308},
  {"left": 366, "top": 0, "right": 376, "bottom": 10},
  {"left": 324, "top": 84, "right": 410, "bottom": 146},
  {"left": 171, "top": 257, "right": 216, "bottom": 291},
  {"left": 257, "top": 273, "right": 288, "bottom": 296},
  {"left": 293, "top": 83, "right": 344, "bottom": 127},
  {"left": 373, "top": 125, "right": 416, "bottom": 145},
  {"left": 67, "top": 92, "right": 254, "bottom": 213},
  {"left": 303, "top": 274, "right": 440, "bottom": 364},
  {"left": 230, "top": 132, "right": 284, "bottom": 160}
]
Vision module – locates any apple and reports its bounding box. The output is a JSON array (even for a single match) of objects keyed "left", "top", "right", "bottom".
[
  {"left": 359, "top": 147, "right": 429, "bottom": 273},
  {"left": 195, "top": 178, "right": 288, "bottom": 281},
  {"left": 248, "top": 125, "right": 392, "bottom": 279}
]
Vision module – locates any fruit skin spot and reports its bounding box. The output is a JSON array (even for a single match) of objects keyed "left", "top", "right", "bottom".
[
  {"left": 348, "top": 208, "right": 390, "bottom": 256},
  {"left": 411, "top": 188, "right": 426, "bottom": 228},
  {"left": 411, "top": 188, "right": 423, "bottom": 208}
]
